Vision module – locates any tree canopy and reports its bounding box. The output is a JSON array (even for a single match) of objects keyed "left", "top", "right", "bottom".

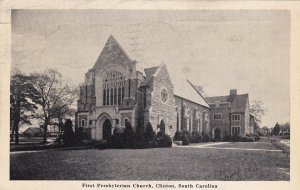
[
  {"left": 10, "top": 69, "right": 41, "bottom": 144},
  {"left": 250, "top": 100, "right": 266, "bottom": 125},
  {"left": 31, "top": 69, "right": 78, "bottom": 143}
]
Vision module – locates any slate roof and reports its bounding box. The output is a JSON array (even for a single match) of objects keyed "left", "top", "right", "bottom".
[
  {"left": 171, "top": 74, "right": 210, "bottom": 108},
  {"left": 141, "top": 64, "right": 209, "bottom": 108},
  {"left": 206, "top": 94, "right": 249, "bottom": 113},
  {"left": 145, "top": 66, "right": 159, "bottom": 77}
]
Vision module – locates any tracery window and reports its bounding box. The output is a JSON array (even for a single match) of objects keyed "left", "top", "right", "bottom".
[{"left": 103, "top": 71, "right": 125, "bottom": 106}]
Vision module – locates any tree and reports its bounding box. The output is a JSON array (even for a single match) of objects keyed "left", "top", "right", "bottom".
[
  {"left": 280, "top": 122, "right": 290, "bottom": 133},
  {"left": 52, "top": 102, "right": 77, "bottom": 138},
  {"left": 250, "top": 100, "right": 267, "bottom": 130},
  {"left": 10, "top": 69, "right": 41, "bottom": 144},
  {"left": 273, "top": 122, "right": 280, "bottom": 135},
  {"left": 62, "top": 119, "right": 75, "bottom": 145},
  {"left": 31, "top": 69, "right": 78, "bottom": 144},
  {"left": 191, "top": 83, "right": 207, "bottom": 97}
]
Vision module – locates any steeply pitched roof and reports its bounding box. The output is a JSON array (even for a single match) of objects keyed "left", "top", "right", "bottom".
[
  {"left": 168, "top": 68, "right": 209, "bottom": 108},
  {"left": 140, "top": 66, "right": 160, "bottom": 87},
  {"left": 206, "top": 94, "right": 249, "bottom": 112},
  {"left": 92, "top": 35, "right": 134, "bottom": 71},
  {"left": 145, "top": 66, "right": 159, "bottom": 77}
]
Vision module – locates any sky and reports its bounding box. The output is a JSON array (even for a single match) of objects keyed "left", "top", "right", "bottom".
[{"left": 11, "top": 10, "right": 290, "bottom": 128}]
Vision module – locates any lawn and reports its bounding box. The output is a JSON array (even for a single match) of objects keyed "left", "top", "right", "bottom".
[{"left": 10, "top": 142, "right": 289, "bottom": 181}]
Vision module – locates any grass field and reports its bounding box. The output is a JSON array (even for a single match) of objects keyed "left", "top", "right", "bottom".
[{"left": 10, "top": 141, "right": 289, "bottom": 181}]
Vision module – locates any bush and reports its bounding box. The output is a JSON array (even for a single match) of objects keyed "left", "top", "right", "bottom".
[
  {"left": 62, "top": 119, "right": 76, "bottom": 145},
  {"left": 173, "top": 131, "right": 183, "bottom": 141},
  {"left": 232, "top": 134, "right": 242, "bottom": 142},
  {"left": 133, "top": 133, "right": 146, "bottom": 149},
  {"left": 182, "top": 134, "right": 190, "bottom": 145},
  {"left": 156, "top": 132, "right": 172, "bottom": 148},
  {"left": 144, "top": 122, "right": 157, "bottom": 148},
  {"left": 123, "top": 122, "right": 134, "bottom": 148},
  {"left": 182, "top": 130, "right": 192, "bottom": 141},
  {"left": 191, "top": 131, "right": 202, "bottom": 143},
  {"left": 246, "top": 133, "right": 260, "bottom": 142},
  {"left": 202, "top": 132, "right": 211, "bottom": 142},
  {"left": 111, "top": 128, "right": 125, "bottom": 148},
  {"left": 75, "top": 127, "right": 84, "bottom": 143},
  {"left": 223, "top": 134, "right": 232, "bottom": 142}
]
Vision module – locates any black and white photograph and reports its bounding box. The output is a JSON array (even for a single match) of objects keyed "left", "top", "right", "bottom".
[
  {"left": 1, "top": 1, "right": 300, "bottom": 188},
  {"left": 8, "top": 9, "right": 291, "bottom": 181}
]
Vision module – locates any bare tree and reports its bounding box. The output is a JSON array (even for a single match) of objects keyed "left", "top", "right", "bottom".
[
  {"left": 31, "top": 69, "right": 78, "bottom": 144},
  {"left": 189, "top": 82, "right": 207, "bottom": 97},
  {"left": 250, "top": 100, "right": 267, "bottom": 130}
]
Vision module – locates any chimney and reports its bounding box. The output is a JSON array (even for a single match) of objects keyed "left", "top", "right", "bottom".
[{"left": 230, "top": 89, "right": 237, "bottom": 96}]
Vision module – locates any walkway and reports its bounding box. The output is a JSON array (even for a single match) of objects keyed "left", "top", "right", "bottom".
[{"left": 174, "top": 142, "right": 283, "bottom": 152}]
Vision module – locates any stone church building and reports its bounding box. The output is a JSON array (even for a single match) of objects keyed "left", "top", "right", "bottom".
[{"left": 76, "top": 35, "right": 254, "bottom": 141}]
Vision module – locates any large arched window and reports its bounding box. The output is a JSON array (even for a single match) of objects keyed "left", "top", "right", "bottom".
[{"left": 103, "top": 71, "right": 125, "bottom": 106}]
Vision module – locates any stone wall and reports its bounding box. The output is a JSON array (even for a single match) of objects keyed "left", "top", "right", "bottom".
[
  {"left": 175, "top": 96, "right": 210, "bottom": 134},
  {"left": 146, "top": 65, "right": 177, "bottom": 137},
  {"left": 210, "top": 107, "right": 231, "bottom": 138},
  {"left": 230, "top": 113, "right": 246, "bottom": 135}
]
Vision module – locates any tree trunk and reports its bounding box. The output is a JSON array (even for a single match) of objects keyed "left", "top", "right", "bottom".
[
  {"left": 43, "top": 122, "right": 48, "bottom": 144},
  {"left": 10, "top": 123, "right": 15, "bottom": 142},
  {"left": 14, "top": 120, "right": 19, "bottom": 145}
]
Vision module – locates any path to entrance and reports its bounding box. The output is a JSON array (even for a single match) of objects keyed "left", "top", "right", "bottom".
[{"left": 174, "top": 142, "right": 283, "bottom": 152}]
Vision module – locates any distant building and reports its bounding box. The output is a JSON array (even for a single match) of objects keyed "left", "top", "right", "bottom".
[
  {"left": 23, "top": 127, "right": 43, "bottom": 137},
  {"left": 76, "top": 35, "right": 255, "bottom": 141}
]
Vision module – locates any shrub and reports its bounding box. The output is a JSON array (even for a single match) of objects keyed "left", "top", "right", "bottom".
[
  {"left": 223, "top": 134, "right": 232, "bottom": 142},
  {"left": 191, "top": 131, "right": 202, "bottom": 143},
  {"left": 182, "top": 130, "right": 192, "bottom": 141},
  {"left": 133, "top": 133, "right": 146, "bottom": 149},
  {"left": 75, "top": 127, "right": 84, "bottom": 143},
  {"left": 254, "top": 134, "right": 260, "bottom": 141},
  {"left": 144, "top": 122, "right": 157, "bottom": 148},
  {"left": 232, "top": 134, "right": 242, "bottom": 142},
  {"left": 62, "top": 119, "right": 76, "bottom": 145},
  {"left": 123, "top": 122, "right": 134, "bottom": 148},
  {"left": 246, "top": 133, "right": 260, "bottom": 142},
  {"left": 173, "top": 131, "right": 183, "bottom": 141},
  {"left": 182, "top": 134, "right": 190, "bottom": 145},
  {"left": 202, "top": 132, "right": 211, "bottom": 142},
  {"left": 111, "top": 128, "right": 125, "bottom": 148},
  {"left": 156, "top": 132, "right": 172, "bottom": 148}
]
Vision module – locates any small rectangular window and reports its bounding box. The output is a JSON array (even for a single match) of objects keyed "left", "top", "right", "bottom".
[
  {"left": 213, "top": 113, "right": 222, "bottom": 120},
  {"left": 231, "top": 114, "right": 241, "bottom": 121},
  {"left": 231, "top": 126, "right": 241, "bottom": 135},
  {"left": 209, "top": 104, "right": 216, "bottom": 108}
]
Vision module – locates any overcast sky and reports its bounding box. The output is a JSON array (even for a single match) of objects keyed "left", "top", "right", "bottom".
[{"left": 11, "top": 10, "right": 290, "bottom": 127}]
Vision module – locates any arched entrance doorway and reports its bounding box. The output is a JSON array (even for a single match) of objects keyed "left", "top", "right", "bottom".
[
  {"left": 159, "top": 120, "right": 165, "bottom": 134},
  {"left": 213, "top": 127, "right": 221, "bottom": 140},
  {"left": 102, "top": 119, "right": 112, "bottom": 140}
]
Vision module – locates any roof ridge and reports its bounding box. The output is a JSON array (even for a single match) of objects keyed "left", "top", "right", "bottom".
[
  {"left": 207, "top": 93, "right": 248, "bottom": 98},
  {"left": 187, "top": 80, "right": 210, "bottom": 107}
]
